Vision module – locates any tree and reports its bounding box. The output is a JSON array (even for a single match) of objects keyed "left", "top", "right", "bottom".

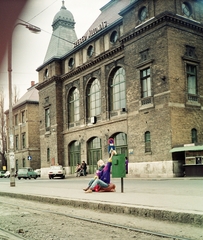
[{"left": 0, "top": 88, "right": 7, "bottom": 169}]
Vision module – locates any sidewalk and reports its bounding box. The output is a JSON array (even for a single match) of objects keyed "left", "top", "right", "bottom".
[{"left": 0, "top": 176, "right": 203, "bottom": 226}]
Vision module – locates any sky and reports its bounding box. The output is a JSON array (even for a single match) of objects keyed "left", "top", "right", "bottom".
[{"left": 0, "top": 0, "right": 110, "bottom": 109}]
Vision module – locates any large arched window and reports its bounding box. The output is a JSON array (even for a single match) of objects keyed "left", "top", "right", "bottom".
[
  {"left": 87, "top": 137, "right": 102, "bottom": 174},
  {"left": 68, "top": 88, "right": 79, "bottom": 123},
  {"left": 87, "top": 79, "right": 101, "bottom": 117},
  {"left": 110, "top": 67, "right": 126, "bottom": 111},
  {"left": 69, "top": 141, "right": 81, "bottom": 174}
]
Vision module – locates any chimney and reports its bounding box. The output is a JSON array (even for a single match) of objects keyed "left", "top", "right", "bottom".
[{"left": 31, "top": 81, "right": 35, "bottom": 86}]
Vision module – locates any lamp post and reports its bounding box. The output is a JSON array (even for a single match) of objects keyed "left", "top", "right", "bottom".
[{"left": 8, "top": 23, "right": 41, "bottom": 187}]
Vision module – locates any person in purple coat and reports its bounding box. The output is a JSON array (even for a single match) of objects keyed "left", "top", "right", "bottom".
[{"left": 84, "top": 150, "right": 116, "bottom": 193}]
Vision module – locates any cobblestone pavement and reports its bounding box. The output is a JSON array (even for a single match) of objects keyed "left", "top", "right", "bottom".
[{"left": 0, "top": 196, "right": 202, "bottom": 240}]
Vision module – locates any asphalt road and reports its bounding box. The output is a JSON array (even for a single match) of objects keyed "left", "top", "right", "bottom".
[
  {"left": 0, "top": 176, "right": 203, "bottom": 215},
  {"left": 0, "top": 176, "right": 203, "bottom": 240}
]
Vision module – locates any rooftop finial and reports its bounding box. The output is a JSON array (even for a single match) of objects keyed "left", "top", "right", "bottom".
[{"left": 61, "top": 0, "right": 66, "bottom": 10}]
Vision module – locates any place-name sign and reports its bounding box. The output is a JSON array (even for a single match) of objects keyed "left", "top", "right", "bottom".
[{"left": 74, "top": 21, "right": 108, "bottom": 47}]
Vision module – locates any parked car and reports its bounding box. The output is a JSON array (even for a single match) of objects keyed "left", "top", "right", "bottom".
[
  {"left": 0, "top": 171, "right": 6, "bottom": 178},
  {"left": 4, "top": 171, "right": 10, "bottom": 178},
  {"left": 48, "top": 165, "right": 66, "bottom": 179},
  {"left": 17, "top": 167, "right": 38, "bottom": 180},
  {"left": 34, "top": 169, "right": 41, "bottom": 177}
]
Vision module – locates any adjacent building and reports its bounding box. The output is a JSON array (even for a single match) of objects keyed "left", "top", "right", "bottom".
[
  {"left": 5, "top": 81, "right": 40, "bottom": 171},
  {"left": 36, "top": 0, "right": 203, "bottom": 178}
]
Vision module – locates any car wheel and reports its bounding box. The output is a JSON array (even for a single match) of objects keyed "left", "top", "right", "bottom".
[{"left": 18, "top": 177, "right": 21, "bottom": 180}]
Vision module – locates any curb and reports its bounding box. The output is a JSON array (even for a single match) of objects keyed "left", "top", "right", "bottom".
[{"left": 0, "top": 191, "right": 203, "bottom": 227}]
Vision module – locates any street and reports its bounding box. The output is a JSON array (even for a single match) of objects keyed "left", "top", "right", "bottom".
[{"left": 0, "top": 177, "right": 203, "bottom": 239}]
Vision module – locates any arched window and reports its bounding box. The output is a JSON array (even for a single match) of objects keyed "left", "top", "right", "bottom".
[
  {"left": 87, "top": 79, "right": 101, "bottom": 117},
  {"left": 87, "top": 137, "right": 102, "bottom": 174},
  {"left": 191, "top": 128, "right": 197, "bottom": 143},
  {"left": 68, "top": 88, "right": 79, "bottom": 123},
  {"left": 182, "top": 2, "right": 192, "bottom": 17},
  {"left": 69, "top": 141, "right": 81, "bottom": 174},
  {"left": 110, "top": 67, "right": 126, "bottom": 111},
  {"left": 145, "top": 131, "right": 151, "bottom": 152},
  {"left": 114, "top": 132, "right": 128, "bottom": 155}
]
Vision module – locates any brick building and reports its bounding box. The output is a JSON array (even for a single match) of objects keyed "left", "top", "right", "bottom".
[
  {"left": 5, "top": 81, "right": 40, "bottom": 171},
  {"left": 36, "top": 0, "right": 203, "bottom": 178}
]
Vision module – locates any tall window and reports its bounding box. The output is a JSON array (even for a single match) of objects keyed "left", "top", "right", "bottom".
[
  {"left": 22, "top": 133, "right": 26, "bottom": 148},
  {"left": 114, "top": 132, "right": 128, "bottom": 155},
  {"left": 191, "top": 128, "right": 197, "bottom": 143},
  {"left": 69, "top": 88, "right": 79, "bottom": 123},
  {"left": 23, "top": 158, "right": 25, "bottom": 167},
  {"left": 87, "top": 137, "right": 102, "bottom": 174},
  {"left": 145, "top": 131, "right": 151, "bottom": 152},
  {"left": 47, "top": 148, "right": 50, "bottom": 162},
  {"left": 141, "top": 67, "right": 151, "bottom": 98},
  {"left": 87, "top": 79, "right": 101, "bottom": 117},
  {"left": 21, "top": 111, "right": 25, "bottom": 123},
  {"left": 187, "top": 64, "right": 197, "bottom": 95},
  {"left": 69, "top": 141, "right": 81, "bottom": 174},
  {"left": 110, "top": 67, "right": 126, "bottom": 110},
  {"left": 45, "top": 108, "right": 50, "bottom": 129},
  {"left": 15, "top": 135, "right": 19, "bottom": 150},
  {"left": 14, "top": 114, "right": 18, "bottom": 126}
]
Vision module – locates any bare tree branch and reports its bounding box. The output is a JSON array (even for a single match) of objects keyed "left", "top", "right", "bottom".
[{"left": 0, "top": 88, "right": 7, "bottom": 169}]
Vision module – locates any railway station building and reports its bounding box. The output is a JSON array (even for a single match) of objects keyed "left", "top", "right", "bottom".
[{"left": 36, "top": 0, "right": 203, "bottom": 177}]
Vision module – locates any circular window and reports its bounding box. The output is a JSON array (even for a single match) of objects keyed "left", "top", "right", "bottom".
[
  {"left": 110, "top": 30, "right": 118, "bottom": 43},
  {"left": 68, "top": 57, "right": 74, "bottom": 68},
  {"left": 182, "top": 2, "right": 192, "bottom": 17},
  {"left": 87, "top": 45, "right": 94, "bottom": 57},
  {"left": 139, "top": 6, "right": 147, "bottom": 21}
]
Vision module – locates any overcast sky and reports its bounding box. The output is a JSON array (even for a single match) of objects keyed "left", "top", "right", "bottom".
[{"left": 0, "top": 0, "right": 109, "bottom": 109}]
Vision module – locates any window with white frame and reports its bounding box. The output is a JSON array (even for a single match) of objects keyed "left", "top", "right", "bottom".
[
  {"left": 141, "top": 67, "right": 151, "bottom": 98},
  {"left": 87, "top": 79, "right": 101, "bottom": 117},
  {"left": 68, "top": 88, "right": 79, "bottom": 123},
  {"left": 187, "top": 64, "right": 197, "bottom": 95},
  {"left": 110, "top": 67, "right": 126, "bottom": 111},
  {"left": 45, "top": 108, "right": 50, "bottom": 129}
]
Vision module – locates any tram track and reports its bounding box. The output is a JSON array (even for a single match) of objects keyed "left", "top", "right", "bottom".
[{"left": 0, "top": 198, "right": 194, "bottom": 240}]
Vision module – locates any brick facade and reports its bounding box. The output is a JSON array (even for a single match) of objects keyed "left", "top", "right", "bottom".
[
  {"left": 5, "top": 84, "right": 40, "bottom": 171},
  {"left": 37, "top": 0, "right": 203, "bottom": 177}
]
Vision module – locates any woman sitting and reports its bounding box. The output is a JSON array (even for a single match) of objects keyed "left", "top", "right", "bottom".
[{"left": 83, "top": 150, "right": 116, "bottom": 193}]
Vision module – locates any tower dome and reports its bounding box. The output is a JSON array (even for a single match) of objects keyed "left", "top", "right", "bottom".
[
  {"left": 43, "top": 0, "right": 77, "bottom": 63},
  {"left": 52, "top": 1, "right": 75, "bottom": 30}
]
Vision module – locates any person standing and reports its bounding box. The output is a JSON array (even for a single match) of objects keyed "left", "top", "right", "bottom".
[
  {"left": 125, "top": 156, "right": 129, "bottom": 174},
  {"left": 81, "top": 161, "right": 87, "bottom": 176}
]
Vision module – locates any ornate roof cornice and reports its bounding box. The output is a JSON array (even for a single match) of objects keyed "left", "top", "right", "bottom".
[
  {"left": 120, "top": 12, "right": 203, "bottom": 44},
  {"left": 36, "top": 76, "right": 61, "bottom": 91}
]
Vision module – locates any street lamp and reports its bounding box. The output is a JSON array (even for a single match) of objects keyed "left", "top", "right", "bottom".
[{"left": 8, "top": 22, "right": 41, "bottom": 187}]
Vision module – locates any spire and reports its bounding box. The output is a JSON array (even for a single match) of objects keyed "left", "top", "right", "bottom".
[
  {"left": 61, "top": 0, "right": 66, "bottom": 10},
  {"left": 43, "top": 0, "right": 78, "bottom": 63}
]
